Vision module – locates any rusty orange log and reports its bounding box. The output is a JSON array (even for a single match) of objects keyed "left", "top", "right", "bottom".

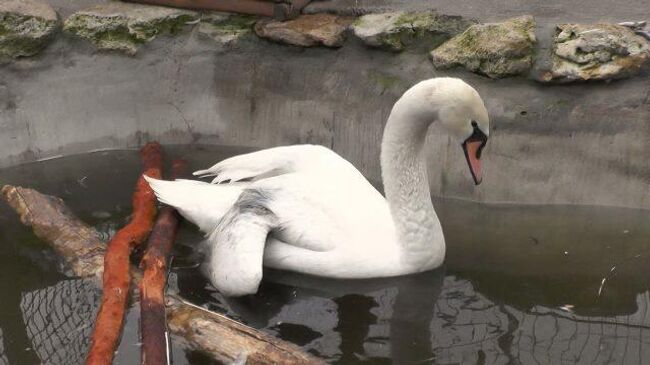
[
  {"left": 85, "top": 142, "right": 164, "bottom": 365},
  {"left": 139, "top": 159, "right": 189, "bottom": 365}
]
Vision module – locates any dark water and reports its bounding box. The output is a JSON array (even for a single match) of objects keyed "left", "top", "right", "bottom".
[{"left": 0, "top": 145, "right": 649, "bottom": 365}]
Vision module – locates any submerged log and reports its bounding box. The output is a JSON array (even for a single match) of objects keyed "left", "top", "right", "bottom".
[
  {"left": 0, "top": 186, "right": 324, "bottom": 365},
  {"left": 166, "top": 295, "right": 321, "bottom": 365},
  {"left": 86, "top": 142, "right": 164, "bottom": 365},
  {"left": 139, "top": 159, "right": 188, "bottom": 365},
  {"left": 0, "top": 186, "right": 105, "bottom": 278}
]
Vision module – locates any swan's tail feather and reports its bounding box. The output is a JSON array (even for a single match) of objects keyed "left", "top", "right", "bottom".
[
  {"left": 143, "top": 176, "right": 245, "bottom": 233},
  {"left": 203, "top": 190, "right": 278, "bottom": 296}
]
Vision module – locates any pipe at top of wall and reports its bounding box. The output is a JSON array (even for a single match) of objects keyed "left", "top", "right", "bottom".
[{"left": 122, "top": 0, "right": 312, "bottom": 20}]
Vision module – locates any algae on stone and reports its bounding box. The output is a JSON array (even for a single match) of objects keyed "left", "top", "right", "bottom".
[
  {"left": 352, "top": 11, "right": 476, "bottom": 52},
  {"left": 0, "top": 0, "right": 59, "bottom": 59},
  {"left": 430, "top": 15, "right": 536, "bottom": 78},
  {"left": 63, "top": 2, "right": 198, "bottom": 55},
  {"left": 255, "top": 14, "right": 352, "bottom": 48},
  {"left": 540, "top": 23, "right": 650, "bottom": 82}
]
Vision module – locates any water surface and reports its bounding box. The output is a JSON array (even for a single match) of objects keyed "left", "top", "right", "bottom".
[{"left": 0, "top": 146, "right": 648, "bottom": 364}]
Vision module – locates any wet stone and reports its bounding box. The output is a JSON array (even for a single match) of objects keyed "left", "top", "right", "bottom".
[
  {"left": 351, "top": 11, "right": 476, "bottom": 52},
  {"left": 0, "top": 0, "right": 60, "bottom": 59},
  {"left": 196, "top": 12, "right": 257, "bottom": 47},
  {"left": 539, "top": 23, "right": 650, "bottom": 82},
  {"left": 430, "top": 15, "right": 537, "bottom": 78},
  {"left": 254, "top": 13, "right": 353, "bottom": 48},
  {"left": 63, "top": 2, "right": 199, "bottom": 55}
]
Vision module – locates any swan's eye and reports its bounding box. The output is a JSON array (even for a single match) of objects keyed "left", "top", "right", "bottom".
[{"left": 471, "top": 120, "right": 478, "bottom": 128}]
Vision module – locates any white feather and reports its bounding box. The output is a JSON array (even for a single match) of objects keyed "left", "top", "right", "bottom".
[{"left": 144, "top": 176, "right": 246, "bottom": 233}]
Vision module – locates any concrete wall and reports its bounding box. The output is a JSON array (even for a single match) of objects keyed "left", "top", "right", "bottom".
[{"left": 1, "top": 0, "right": 649, "bottom": 208}]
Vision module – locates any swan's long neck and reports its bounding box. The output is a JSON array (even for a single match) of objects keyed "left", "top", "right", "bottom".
[{"left": 380, "top": 98, "right": 445, "bottom": 270}]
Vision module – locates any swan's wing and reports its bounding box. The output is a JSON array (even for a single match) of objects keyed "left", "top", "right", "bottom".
[
  {"left": 203, "top": 172, "right": 393, "bottom": 295},
  {"left": 257, "top": 171, "right": 390, "bottom": 253},
  {"left": 144, "top": 176, "right": 246, "bottom": 233},
  {"left": 257, "top": 172, "right": 395, "bottom": 275},
  {"left": 193, "top": 144, "right": 358, "bottom": 184}
]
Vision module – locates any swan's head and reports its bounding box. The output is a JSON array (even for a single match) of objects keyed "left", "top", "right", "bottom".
[{"left": 400, "top": 78, "right": 490, "bottom": 184}]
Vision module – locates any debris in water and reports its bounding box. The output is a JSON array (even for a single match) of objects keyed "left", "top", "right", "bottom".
[
  {"left": 597, "top": 277, "right": 607, "bottom": 297},
  {"left": 78, "top": 176, "right": 88, "bottom": 188},
  {"left": 92, "top": 211, "right": 111, "bottom": 219},
  {"left": 597, "top": 265, "right": 618, "bottom": 298},
  {"left": 559, "top": 304, "right": 574, "bottom": 313}
]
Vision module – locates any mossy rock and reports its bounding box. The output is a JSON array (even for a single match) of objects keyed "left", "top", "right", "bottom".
[
  {"left": 540, "top": 23, "right": 650, "bottom": 82},
  {"left": 196, "top": 12, "right": 258, "bottom": 46},
  {"left": 430, "top": 15, "right": 537, "bottom": 78},
  {"left": 0, "top": 0, "right": 60, "bottom": 59},
  {"left": 352, "top": 11, "right": 476, "bottom": 52},
  {"left": 63, "top": 2, "right": 198, "bottom": 55}
]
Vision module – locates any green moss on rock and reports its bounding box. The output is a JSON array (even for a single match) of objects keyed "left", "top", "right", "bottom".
[
  {"left": 352, "top": 11, "right": 476, "bottom": 52},
  {"left": 541, "top": 23, "right": 650, "bottom": 82},
  {"left": 0, "top": 0, "right": 59, "bottom": 59},
  {"left": 63, "top": 2, "right": 198, "bottom": 55},
  {"left": 197, "top": 12, "right": 257, "bottom": 46},
  {"left": 430, "top": 15, "right": 536, "bottom": 78}
]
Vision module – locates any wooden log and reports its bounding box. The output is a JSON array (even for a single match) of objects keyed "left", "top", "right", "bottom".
[
  {"left": 86, "top": 142, "right": 164, "bottom": 365},
  {"left": 139, "top": 159, "right": 188, "bottom": 365},
  {"left": 0, "top": 185, "right": 324, "bottom": 365},
  {"left": 0, "top": 186, "right": 105, "bottom": 278},
  {"left": 166, "top": 295, "right": 322, "bottom": 364}
]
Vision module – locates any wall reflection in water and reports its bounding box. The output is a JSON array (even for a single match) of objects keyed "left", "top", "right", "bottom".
[
  {"left": 0, "top": 270, "right": 647, "bottom": 364},
  {"left": 176, "top": 267, "right": 650, "bottom": 365}
]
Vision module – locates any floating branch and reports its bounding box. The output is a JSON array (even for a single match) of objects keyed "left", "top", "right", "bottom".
[
  {"left": 1, "top": 185, "right": 323, "bottom": 365},
  {"left": 139, "top": 159, "right": 188, "bottom": 365},
  {"left": 86, "top": 142, "right": 164, "bottom": 365}
]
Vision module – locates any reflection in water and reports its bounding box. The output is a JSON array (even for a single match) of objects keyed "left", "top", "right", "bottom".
[
  {"left": 0, "top": 148, "right": 649, "bottom": 364},
  {"left": 0, "top": 329, "right": 8, "bottom": 365},
  {"left": 177, "top": 268, "right": 650, "bottom": 364},
  {"left": 19, "top": 279, "right": 99, "bottom": 365}
]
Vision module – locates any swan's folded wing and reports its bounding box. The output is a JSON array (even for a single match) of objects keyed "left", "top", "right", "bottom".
[
  {"left": 144, "top": 176, "right": 245, "bottom": 233},
  {"left": 193, "top": 144, "right": 356, "bottom": 184}
]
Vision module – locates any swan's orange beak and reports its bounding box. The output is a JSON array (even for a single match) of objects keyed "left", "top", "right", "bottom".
[
  {"left": 462, "top": 123, "right": 488, "bottom": 185},
  {"left": 463, "top": 141, "right": 484, "bottom": 185}
]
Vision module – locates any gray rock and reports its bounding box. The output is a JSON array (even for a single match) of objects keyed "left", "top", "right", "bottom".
[
  {"left": 196, "top": 13, "right": 257, "bottom": 47},
  {"left": 254, "top": 14, "right": 353, "bottom": 48},
  {"left": 539, "top": 23, "right": 650, "bottom": 82},
  {"left": 430, "top": 15, "right": 536, "bottom": 78},
  {"left": 0, "top": 0, "right": 60, "bottom": 59},
  {"left": 351, "top": 11, "right": 475, "bottom": 52},
  {"left": 63, "top": 2, "right": 199, "bottom": 55}
]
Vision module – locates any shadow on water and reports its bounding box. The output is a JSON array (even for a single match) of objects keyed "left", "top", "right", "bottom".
[{"left": 0, "top": 146, "right": 649, "bottom": 364}]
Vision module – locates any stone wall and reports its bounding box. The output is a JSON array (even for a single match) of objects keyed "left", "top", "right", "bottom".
[{"left": 1, "top": 0, "right": 649, "bottom": 208}]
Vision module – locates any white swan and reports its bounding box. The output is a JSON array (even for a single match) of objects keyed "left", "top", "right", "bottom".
[{"left": 145, "top": 77, "right": 489, "bottom": 296}]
